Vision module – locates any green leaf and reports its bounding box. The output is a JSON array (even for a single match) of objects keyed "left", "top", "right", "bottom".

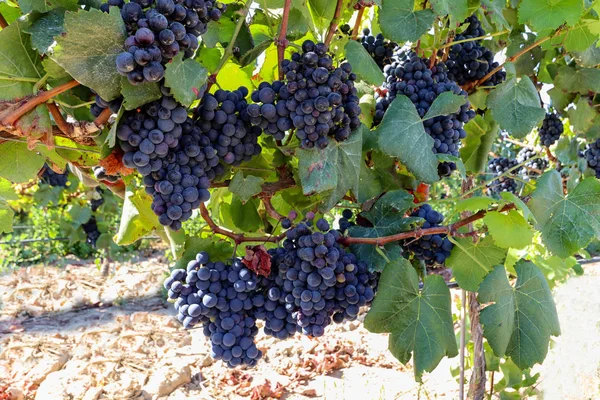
[
  {"left": 0, "top": 178, "right": 18, "bottom": 201},
  {"left": 469, "top": 89, "right": 488, "bottom": 111},
  {"left": 430, "top": 0, "right": 468, "bottom": 22},
  {"left": 482, "top": 0, "right": 510, "bottom": 29},
  {"left": 478, "top": 262, "right": 560, "bottom": 369},
  {"left": 554, "top": 66, "right": 600, "bottom": 95},
  {"left": 529, "top": 170, "right": 600, "bottom": 257},
  {"left": 483, "top": 210, "right": 533, "bottom": 249},
  {"left": 0, "top": 202, "right": 14, "bottom": 234},
  {"left": 379, "top": 0, "right": 435, "bottom": 43},
  {"left": 0, "top": 3, "right": 21, "bottom": 25},
  {"left": 518, "top": 0, "right": 582, "bottom": 32},
  {"left": 423, "top": 92, "right": 467, "bottom": 121},
  {"left": 115, "top": 186, "right": 160, "bottom": 245},
  {"left": 297, "top": 127, "right": 362, "bottom": 211},
  {"left": 455, "top": 196, "right": 495, "bottom": 213},
  {"left": 240, "top": 39, "right": 273, "bottom": 67},
  {"left": 51, "top": 8, "right": 126, "bottom": 101},
  {"left": 17, "top": 0, "right": 77, "bottom": 14},
  {"left": 0, "top": 20, "right": 44, "bottom": 100},
  {"left": 164, "top": 53, "right": 208, "bottom": 107},
  {"left": 376, "top": 95, "right": 439, "bottom": 183},
  {"left": 573, "top": 41, "right": 600, "bottom": 67},
  {"left": 163, "top": 226, "right": 186, "bottom": 259},
  {"left": 567, "top": 97, "right": 596, "bottom": 133},
  {"left": 307, "top": 0, "right": 336, "bottom": 30},
  {"left": 560, "top": 20, "right": 597, "bottom": 52},
  {"left": 344, "top": 40, "right": 385, "bottom": 86},
  {"left": 447, "top": 236, "right": 507, "bottom": 291},
  {"left": 461, "top": 114, "right": 499, "bottom": 173},
  {"left": 547, "top": 87, "right": 574, "bottom": 112},
  {"left": 215, "top": 62, "right": 253, "bottom": 92},
  {"left": 120, "top": 78, "right": 162, "bottom": 110},
  {"left": 499, "top": 191, "right": 536, "bottom": 223},
  {"left": 0, "top": 141, "right": 45, "bottom": 183},
  {"left": 68, "top": 203, "right": 92, "bottom": 226},
  {"left": 15, "top": 104, "right": 52, "bottom": 139},
  {"left": 229, "top": 171, "right": 264, "bottom": 203},
  {"left": 364, "top": 257, "right": 457, "bottom": 380},
  {"left": 226, "top": 197, "right": 262, "bottom": 232},
  {"left": 26, "top": 11, "right": 64, "bottom": 55},
  {"left": 106, "top": 106, "right": 124, "bottom": 148},
  {"left": 173, "top": 235, "right": 234, "bottom": 270},
  {"left": 487, "top": 76, "right": 545, "bottom": 139}
]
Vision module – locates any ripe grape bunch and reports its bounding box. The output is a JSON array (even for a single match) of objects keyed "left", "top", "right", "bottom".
[
  {"left": 516, "top": 148, "right": 548, "bottom": 179},
  {"left": 247, "top": 40, "right": 361, "bottom": 149},
  {"left": 90, "top": 94, "right": 123, "bottom": 118},
  {"left": 40, "top": 164, "right": 69, "bottom": 187},
  {"left": 582, "top": 139, "right": 600, "bottom": 178},
  {"left": 164, "top": 253, "right": 264, "bottom": 367},
  {"left": 538, "top": 113, "right": 563, "bottom": 147},
  {"left": 445, "top": 15, "right": 506, "bottom": 87},
  {"left": 109, "top": 0, "right": 227, "bottom": 85},
  {"left": 487, "top": 157, "right": 520, "bottom": 194},
  {"left": 82, "top": 217, "right": 101, "bottom": 247},
  {"left": 375, "top": 51, "right": 475, "bottom": 176},
  {"left": 403, "top": 205, "right": 453, "bottom": 266},
  {"left": 359, "top": 28, "right": 397, "bottom": 69}
]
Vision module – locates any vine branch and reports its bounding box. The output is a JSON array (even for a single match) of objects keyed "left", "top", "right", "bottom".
[
  {"left": 260, "top": 194, "right": 285, "bottom": 220},
  {"left": 351, "top": 7, "right": 364, "bottom": 40},
  {"left": 0, "top": 12, "right": 7, "bottom": 29},
  {"left": 47, "top": 103, "right": 70, "bottom": 136},
  {"left": 277, "top": 0, "right": 292, "bottom": 81},
  {"left": 324, "top": 0, "right": 345, "bottom": 46}
]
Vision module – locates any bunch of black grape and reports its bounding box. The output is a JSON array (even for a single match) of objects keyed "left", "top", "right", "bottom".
[
  {"left": 93, "top": 166, "right": 119, "bottom": 183},
  {"left": 194, "top": 87, "right": 262, "bottom": 165},
  {"left": 374, "top": 52, "right": 475, "bottom": 176},
  {"left": 90, "top": 187, "right": 105, "bottom": 212},
  {"left": 338, "top": 24, "right": 351, "bottom": 37},
  {"left": 90, "top": 95, "right": 122, "bottom": 118},
  {"left": 402, "top": 205, "right": 453, "bottom": 266},
  {"left": 487, "top": 157, "right": 520, "bottom": 194},
  {"left": 248, "top": 40, "right": 361, "bottom": 149},
  {"left": 359, "top": 28, "right": 397, "bottom": 69},
  {"left": 338, "top": 208, "right": 355, "bottom": 233},
  {"left": 445, "top": 15, "right": 506, "bottom": 87},
  {"left": 82, "top": 217, "right": 101, "bottom": 246},
  {"left": 40, "top": 164, "right": 69, "bottom": 187},
  {"left": 267, "top": 213, "right": 378, "bottom": 337},
  {"left": 164, "top": 252, "right": 264, "bottom": 367},
  {"left": 582, "top": 139, "right": 600, "bottom": 178},
  {"left": 111, "top": 0, "right": 226, "bottom": 84},
  {"left": 539, "top": 113, "right": 563, "bottom": 147},
  {"left": 516, "top": 148, "right": 548, "bottom": 179}
]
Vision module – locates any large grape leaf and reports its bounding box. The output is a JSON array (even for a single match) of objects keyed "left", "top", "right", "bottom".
[
  {"left": 364, "top": 257, "right": 457, "bottom": 380},
  {"left": 529, "top": 170, "right": 600, "bottom": 257},
  {"left": 297, "top": 126, "right": 362, "bottom": 210},
  {"left": 173, "top": 235, "right": 234, "bottom": 270},
  {"left": 446, "top": 236, "right": 507, "bottom": 292},
  {"left": 0, "top": 203, "right": 14, "bottom": 234},
  {"left": 120, "top": 78, "right": 162, "bottom": 111},
  {"left": 229, "top": 171, "right": 264, "bottom": 204},
  {"left": 0, "top": 141, "right": 45, "bottom": 183},
  {"left": 518, "top": 0, "right": 582, "bottom": 32},
  {"left": 558, "top": 20, "right": 597, "bottom": 53},
  {"left": 307, "top": 0, "right": 336, "bottom": 31},
  {"left": 483, "top": 210, "right": 533, "bottom": 249},
  {"left": 379, "top": 0, "right": 435, "bottom": 43},
  {"left": 115, "top": 186, "right": 160, "bottom": 245},
  {"left": 17, "top": 0, "right": 77, "bottom": 14},
  {"left": 567, "top": 97, "right": 596, "bottom": 133},
  {"left": 51, "top": 8, "right": 126, "bottom": 101},
  {"left": 554, "top": 66, "right": 600, "bottom": 94},
  {"left": 344, "top": 40, "right": 384, "bottom": 86},
  {"left": 429, "top": 0, "right": 468, "bottom": 22},
  {"left": 376, "top": 95, "right": 439, "bottom": 183},
  {"left": 423, "top": 92, "right": 466, "bottom": 121},
  {"left": 487, "top": 76, "right": 545, "bottom": 139},
  {"left": 460, "top": 114, "right": 499, "bottom": 173},
  {"left": 25, "top": 11, "right": 65, "bottom": 55},
  {"left": 478, "top": 262, "right": 560, "bottom": 369},
  {"left": 164, "top": 53, "right": 208, "bottom": 107}
]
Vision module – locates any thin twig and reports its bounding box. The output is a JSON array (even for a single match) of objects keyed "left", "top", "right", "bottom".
[
  {"left": 545, "top": 146, "right": 558, "bottom": 164},
  {"left": 503, "top": 137, "right": 536, "bottom": 150},
  {"left": 0, "top": 12, "right": 7, "bottom": 29},
  {"left": 351, "top": 7, "right": 364, "bottom": 40},
  {"left": 439, "top": 30, "right": 510, "bottom": 49},
  {"left": 277, "top": 0, "right": 292, "bottom": 81},
  {"left": 260, "top": 194, "right": 285, "bottom": 220},
  {"left": 46, "top": 103, "right": 70, "bottom": 135},
  {"left": 324, "top": 0, "right": 345, "bottom": 46},
  {"left": 93, "top": 107, "right": 113, "bottom": 127}
]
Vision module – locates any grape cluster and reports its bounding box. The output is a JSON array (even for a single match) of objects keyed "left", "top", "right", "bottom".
[
  {"left": 248, "top": 41, "right": 361, "bottom": 149},
  {"left": 338, "top": 208, "right": 355, "bottom": 233},
  {"left": 445, "top": 15, "right": 506, "bottom": 87},
  {"left": 359, "top": 28, "right": 397, "bottom": 70},
  {"left": 538, "top": 113, "right": 563, "bottom": 147},
  {"left": 82, "top": 217, "right": 100, "bottom": 246},
  {"left": 375, "top": 52, "right": 475, "bottom": 176},
  {"left": 516, "top": 148, "right": 548, "bottom": 179},
  {"left": 195, "top": 87, "right": 263, "bottom": 165},
  {"left": 164, "top": 253, "right": 263, "bottom": 367},
  {"left": 402, "top": 205, "right": 453, "bottom": 266},
  {"left": 91, "top": 187, "right": 105, "bottom": 212},
  {"left": 487, "top": 157, "right": 519, "bottom": 194},
  {"left": 40, "top": 164, "right": 69, "bottom": 187},
  {"left": 93, "top": 166, "right": 119, "bottom": 183},
  {"left": 109, "top": 0, "right": 226, "bottom": 84},
  {"left": 582, "top": 139, "right": 600, "bottom": 178},
  {"left": 91, "top": 95, "right": 122, "bottom": 118}
]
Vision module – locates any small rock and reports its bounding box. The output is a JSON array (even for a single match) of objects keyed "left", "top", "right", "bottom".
[
  {"left": 142, "top": 364, "right": 191, "bottom": 398},
  {"left": 26, "top": 353, "right": 69, "bottom": 384}
]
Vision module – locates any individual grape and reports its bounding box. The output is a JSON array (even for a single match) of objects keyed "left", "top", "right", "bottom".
[
  {"left": 538, "top": 113, "right": 563, "bottom": 147},
  {"left": 402, "top": 205, "right": 453, "bottom": 266}
]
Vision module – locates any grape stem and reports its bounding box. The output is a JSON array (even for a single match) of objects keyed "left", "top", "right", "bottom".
[
  {"left": 324, "top": 0, "right": 345, "bottom": 46},
  {"left": 200, "top": 203, "right": 286, "bottom": 244},
  {"left": 337, "top": 202, "right": 517, "bottom": 246},
  {"left": 0, "top": 12, "right": 7, "bottom": 28},
  {"left": 277, "top": 0, "right": 293, "bottom": 81},
  {"left": 351, "top": 7, "right": 365, "bottom": 40},
  {"left": 438, "top": 30, "right": 510, "bottom": 49},
  {"left": 47, "top": 103, "right": 70, "bottom": 136},
  {"left": 260, "top": 194, "right": 285, "bottom": 220}
]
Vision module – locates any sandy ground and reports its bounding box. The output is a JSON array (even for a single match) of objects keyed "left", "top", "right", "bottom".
[{"left": 0, "top": 254, "right": 598, "bottom": 400}]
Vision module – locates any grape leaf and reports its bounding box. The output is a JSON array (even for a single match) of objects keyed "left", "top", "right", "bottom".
[
  {"left": 364, "top": 257, "right": 457, "bottom": 380},
  {"left": 173, "top": 235, "right": 234, "bottom": 270},
  {"left": 483, "top": 210, "right": 533, "bottom": 249},
  {"left": 215, "top": 62, "right": 253, "bottom": 92},
  {"left": 240, "top": 39, "right": 273, "bottom": 67},
  {"left": 547, "top": 87, "right": 574, "bottom": 112},
  {"left": 25, "top": 11, "right": 64, "bottom": 55},
  {"left": 0, "top": 203, "right": 14, "bottom": 234},
  {"left": 0, "top": 141, "right": 45, "bottom": 183},
  {"left": 482, "top": 0, "right": 510, "bottom": 29},
  {"left": 559, "top": 20, "right": 597, "bottom": 52},
  {"left": 567, "top": 97, "right": 596, "bottom": 133},
  {"left": 307, "top": 0, "right": 336, "bottom": 30},
  {"left": 121, "top": 78, "right": 162, "bottom": 111},
  {"left": 487, "top": 76, "right": 545, "bottom": 139},
  {"left": 379, "top": 0, "right": 435, "bottom": 43},
  {"left": 423, "top": 92, "right": 467, "bottom": 121},
  {"left": 429, "top": 0, "right": 468, "bottom": 23},
  {"left": 17, "top": 0, "right": 77, "bottom": 14},
  {"left": 518, "top": 0, "right": 582, "bottom": 32},
  {"left": 0, "top": 178, "right": 18, "bottom": 202},
  {"left": 499, "top": 192, "right": 536, "bottom": 223},
  {"left": 0, "top": 3, "right": 21, "bottom": 24},
  {"left": 51, "top": 8, "right": 126, "bottom": 101},
  {"left": 0, "top": 20, "right": 44, "bottom": 100},
  {"left": 529, "top": 170, "right": 600, "bottom": 257},
  {"left": 229, "top": 171, "right": 264, "bottom": 204},
  {"left": 344, "top": 40, "right": 385, "bottom": 86},
  {"left": 15, "top": 104, "right": 52, "bottom": 139},
  {"left": 455, "top": 196, "right": 495, "bottom": 213},
  {"left": 554, "top": 65, "right": 600, "bottom": 94},
  {"left": 460, "top": 114, "right": 498, "bottom": 173},
  {"left": 226, "top": 197, "right": 262, "bottom": 232},
  {"left": 446, "top": 236, "right": 507, "bottom": 291},
  {"left": 478, "top": 262, "right": 560, "bottom": 369},
  {"left": 164, "top": 53, "right": 208, "bottom": 107},
  {"left": 573, "top": 41, "right": 600, "bottom": 67},
  {"left": 115, "top": 186, "right": 160, "bottom": 245},
  {"left": 376, "top": 95, "right": 439, "bottom": 183}
]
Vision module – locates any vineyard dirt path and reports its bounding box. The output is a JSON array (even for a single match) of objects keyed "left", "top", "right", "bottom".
[{"left": 0, "top": 254, "right": 598, "bottom": 400}]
